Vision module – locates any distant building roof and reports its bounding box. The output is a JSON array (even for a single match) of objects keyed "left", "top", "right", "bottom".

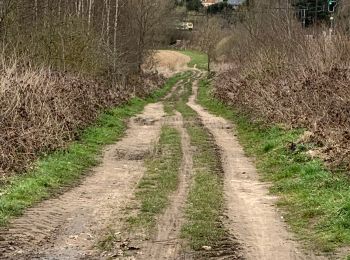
[
  {"left": 227, "top": 0, "right": 244, "bottom": 4},
  {"left": 201, "top": 0, "right": 221, "bottom": 7},
  {"left": 201, "top": 0, "right": 244, "bottom": 7}
]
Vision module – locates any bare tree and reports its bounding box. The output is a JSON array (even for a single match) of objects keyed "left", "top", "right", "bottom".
[
  {"left": 0, "top": 0, "right": 176, "bottom": 79},
  {"left": 195, "top": 16, "right": 224, "bottom": 72}
]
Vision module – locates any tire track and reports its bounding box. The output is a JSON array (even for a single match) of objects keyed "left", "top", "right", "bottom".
[
  {"left": 0, "top": 103, "right": 165, "bottom": 260},
  {"left": 187, "top": 79, "right": 328, "bottom": 260},
  {"left": 138, "top": 112, "right": 193, "bottom": 260}
]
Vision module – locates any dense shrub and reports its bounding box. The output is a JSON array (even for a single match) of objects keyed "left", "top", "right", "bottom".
[
  {"left": 0, "top": 0, "right": 173, "bottom": 177},
  {"left": 0, "top": 58, "right": 163, "bottom": 176},
  {"left": 214, "top": 2, "right": 350, "bottom": 168}
]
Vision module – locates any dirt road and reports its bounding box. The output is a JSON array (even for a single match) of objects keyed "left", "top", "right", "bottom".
[
  {"left": 139, "top": 112, "right": 193, "bottom": 260},
  {"left": 0, "top": 103, "right": 165, "bottom": 259},
  {"left": 0, "top": 69, "right": 332, "bottom": 260},
  {"left": 188, "top": 80, "right": 328, "bottom": 260}
]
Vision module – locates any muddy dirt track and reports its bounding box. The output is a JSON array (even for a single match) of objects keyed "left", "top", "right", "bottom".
[{"left": 0, "top": 69, "right": 334, "bottom": 260}]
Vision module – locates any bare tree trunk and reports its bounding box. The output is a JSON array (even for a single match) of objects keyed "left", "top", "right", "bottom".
[
  {"left": 113, "top": 0, "right": 119, "bottom": 56},
  {"left": 105, "top": 0, "right": 110, "bottom": 44},
  {"left": 77, "top": 0, "right": 81, "bottom": 17},
  {"left": 34, "top": 0, "right": 38, "bottom": 21},
  {"left": 81, "top": 0, "right": 84, "bottom": 18},
  {"left": 207, "top": 54, "right": 210, "bottom": 72},
  {"left": 88, "top": 0, "right": 94, "bottom": 30}
]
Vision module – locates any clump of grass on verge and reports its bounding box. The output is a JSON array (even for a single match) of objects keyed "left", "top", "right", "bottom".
[
  {"left": 127, "top": 126, "right": 182, "bottom": 232},
  {"left": 97, "top": 228, "right": 119, "bottom": 252},
  {"left": 0, "top": 74, "right": 184, "bottom": 227},
  {"left": 179, "top": 50, "right": 208, "bottom": 71},
  {"left": 197, "top": 78, "right": 350, "bottom": 253}
]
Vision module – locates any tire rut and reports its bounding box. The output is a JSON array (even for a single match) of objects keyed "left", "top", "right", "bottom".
[
  {"left": 137, "top": 112, "right": 193, "bottom": 260},
  {"left": 164, "top": 80, "right": 184, "bottom": 100},
  {"left": 0, "top": 103, "right": 165, "bottom": 260},
  {"left": 0, "top": 71, "right": 332, "bottom": 260},
  {"left": 187, "top": 79, "right": 329, "bottom": 260}
]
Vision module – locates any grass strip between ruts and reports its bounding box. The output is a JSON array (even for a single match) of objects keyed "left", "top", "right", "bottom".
[
  {"left": 174, "top": 78, "right": 228, "bottom": 252},
  {"left": 127, "top": 126, "right": 182, "bottom": 233}
]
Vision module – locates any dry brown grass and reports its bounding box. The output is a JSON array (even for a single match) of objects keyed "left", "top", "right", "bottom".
[
  {"left": 144, "top": 50, "right": 191, "bottom": 77},
  {"left": 215, "top": 8, "right": 350, "bottom": 168}
]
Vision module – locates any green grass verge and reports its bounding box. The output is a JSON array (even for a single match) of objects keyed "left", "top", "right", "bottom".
[
  {"left": 179, "top": 50, "right": 208, "bottom": 71},
  {"left": 197, "top": 79, "right": 350, "bottom": 253},
  {"left": 0, "top": 73, "right": 184, "bottom": 227},
  {"left": 127, "top": 126, "right": 182, "bottom": 232}
]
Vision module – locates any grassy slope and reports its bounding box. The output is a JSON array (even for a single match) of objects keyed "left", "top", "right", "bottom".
[
  {"left": 0, "top": 74, "right": 184, "bottom": 227},
  {"left": 179, "top": 50, "right": 208, "bottom": 71},
  {"left": 197, "top": 79, "right": 350, "bottom": 254}
]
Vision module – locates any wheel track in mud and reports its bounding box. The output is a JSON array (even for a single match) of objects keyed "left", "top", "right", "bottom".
[
  {"left": 116, "top": 73, "right": 197, "bottom": 260},
  {"left": 134, "top": 69, "right": 242, "bottom": 260}
]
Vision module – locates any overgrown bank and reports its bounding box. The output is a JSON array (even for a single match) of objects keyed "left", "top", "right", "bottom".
[
  {"left": 0, "top": 74, "right": 184, "bottom": 227},
  {"left": 0, "top": 66, "right": 164, "bottom": 176},
  {"left": 215, "top": 65, "right": 350, "bottom": 170},
  {"left": 198, "top": 79, "right": 350, "bottom": 254},
  {"left": 212, "top": 2, "right": 350, "bottom": 170},
  {"left": 0, "top": 0, "right": 177, "bottom": 176}
]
